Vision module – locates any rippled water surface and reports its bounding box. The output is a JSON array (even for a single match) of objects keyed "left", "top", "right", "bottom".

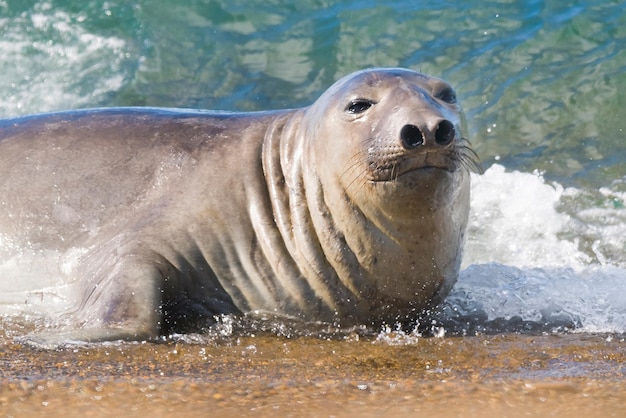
[{"left": 1, "top": 0, "right": 626, "bottom": 416}]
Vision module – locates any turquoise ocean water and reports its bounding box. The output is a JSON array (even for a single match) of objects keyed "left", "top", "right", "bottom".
[{"left": 1, "top": 0, "right": 625, "bottom": 334}]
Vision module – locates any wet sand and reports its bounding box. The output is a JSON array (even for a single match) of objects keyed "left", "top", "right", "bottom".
[{"left": 1, "top": 333, "right": 626, "bottom": 417}]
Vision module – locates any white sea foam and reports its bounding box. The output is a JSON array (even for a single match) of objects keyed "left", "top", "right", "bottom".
[
  {"left": 447, "top": 164, "right": 626, "bottom": 334},
  {"left": 0, "top": 243, "right": 82, "bottom": 316},
  {"left": 0, "top": 2, "right": 128, "bottom": 117},
  {"left": 464, "top": 164, "right": 589, "bottom": 269}
]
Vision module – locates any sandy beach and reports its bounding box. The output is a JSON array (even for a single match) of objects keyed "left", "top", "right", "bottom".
[{"left": 2, "top": 333, "right": 625, "bottom": 417}]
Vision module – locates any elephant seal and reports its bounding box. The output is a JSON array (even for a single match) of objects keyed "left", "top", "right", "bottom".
[{"left": 0, "top": 68, "right": 478, "bottom": 347}]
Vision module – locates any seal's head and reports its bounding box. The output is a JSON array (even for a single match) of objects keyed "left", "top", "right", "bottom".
[
  {"left": 299, "top": 68, "right": 479, "bottom": 320},
  {"left": 304, "top": 67, "right": 478, "bottom": 217}
]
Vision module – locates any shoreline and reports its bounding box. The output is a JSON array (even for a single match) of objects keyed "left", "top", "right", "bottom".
[{"left": 2, "top": 333, "right": 625, "bottom": 417}]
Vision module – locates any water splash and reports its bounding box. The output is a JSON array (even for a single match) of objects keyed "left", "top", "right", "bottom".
[
  {"left": 0, "top": 1, "right": 132, "bottom": 116},
  {"left": 465, "top": 164, "right": 588, "bottom": 269},
  {"left": 446, "top": 164, "right": 626, "bottom": 335}
]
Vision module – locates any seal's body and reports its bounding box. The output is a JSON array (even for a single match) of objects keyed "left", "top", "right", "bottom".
[{"left": 0, "top": 68, "right": 477, "bottom": 346}]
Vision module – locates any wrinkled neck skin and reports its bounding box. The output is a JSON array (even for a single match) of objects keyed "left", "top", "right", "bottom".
[{"left": 258, "top": 109, "right": 470, "bottom": 326}]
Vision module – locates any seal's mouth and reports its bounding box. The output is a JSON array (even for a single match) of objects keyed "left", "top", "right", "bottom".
[{"left": 365, "top": 137, "right": 481, "bottom": 183}]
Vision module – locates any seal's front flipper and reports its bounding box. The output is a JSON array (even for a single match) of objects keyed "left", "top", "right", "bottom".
[{"left": 16, "top": 253, "right": 167, "bottom": 349}]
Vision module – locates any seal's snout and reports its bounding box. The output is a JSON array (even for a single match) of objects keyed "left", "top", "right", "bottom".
[{"left": 400, "top": 120, "right": 456, "bottom": 150}]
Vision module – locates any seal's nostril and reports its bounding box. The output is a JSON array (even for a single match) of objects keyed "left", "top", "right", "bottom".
[
  {"left": 400, "top": 124, "right": 424, "bottom": 149},
  {"left": 435, "top": 120, "right": 455, "bottom": 146}
]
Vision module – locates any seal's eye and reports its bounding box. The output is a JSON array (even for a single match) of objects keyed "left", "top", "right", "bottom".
[
  {"left": 345, "top": 99, "right": 375, "bottom": 114},
  {"left": 435, "top": 87, "right": 457, "bottom": 104}
]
